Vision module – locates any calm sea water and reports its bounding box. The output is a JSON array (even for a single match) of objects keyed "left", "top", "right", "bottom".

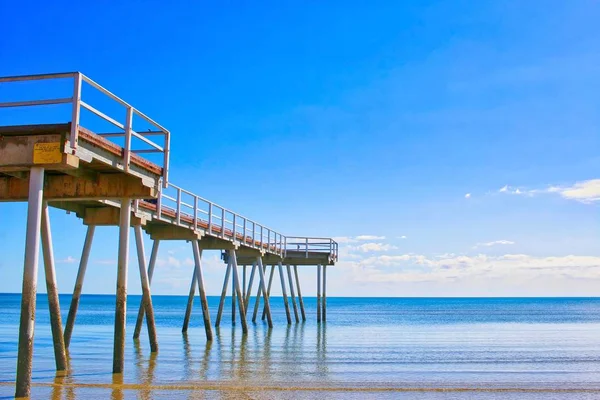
[{"left": 1, "top": 295, "right": 600, "bottom": 399}]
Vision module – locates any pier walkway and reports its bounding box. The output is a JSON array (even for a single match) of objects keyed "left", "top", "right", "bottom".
[{"left": 0, "top": 72, "right": 338, "bottom": 398}]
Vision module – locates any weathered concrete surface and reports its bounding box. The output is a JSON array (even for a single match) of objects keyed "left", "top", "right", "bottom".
[
  {"left": 286, "top": 265, "right": 300, "bottom": 323},
  {"left": 192, "top": 241, "right": 213, "bottom": 341},
  {"left": 0, "top": 174, "right": 156, "bottom": 201},
  {"left": 278, "top": 263, "right": 292, "bottom": 325},
  {"left": 84, "top": 206, "right": 146, "bottom": 226},
  {"left": 40, "top": 203, "right": 68, "bottom": 371},
  {"left": 134, "top": 240, "right": 159, "bottom": 339},
  {"left": 215, "top": 262, "right": 232, "bottom": 327},
  {"left": 113, "top": 199, "right": 131, "bottom": 374},
  {"left": 64, "top": 225, "right": 95, "bottom": 348},
  {"left": 134, "top": 225, "right": 158, "bottom": 352},
  {"left": 15, "top": 167, "right": 44, "bottom": 398},
  {"left": 294, "top": 266, "right": 307, "bottom": 322}
]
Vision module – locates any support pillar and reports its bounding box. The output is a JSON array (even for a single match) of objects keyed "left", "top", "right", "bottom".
[
  {"left": 317, "top": 264, "right": 322, "bottom": 323},
  {"left": 182, "top": 268, "right": 196, "bottom": 333},
  {"left": 113, "top": 198, "right": 131, "bottom": 374},
  {"left": 15, "top": 167, "right": 45, "bottom": 399},
  {"left": 134, "top": 240, "right": 160, "bottom": 339},
  {"left": 293, "top": 266, "right": 306, "bottom": 322},
  {"left": 322, "top": 265, "right": 327, "bottom": 322},
  {"left": 244, "top": 262, "right": 257, "bottom": 309},
  {"left": 231, "top": 263, "right": 236, "bottom": 325},
  {"left": 64, "top": 225, "right": 95, "bottom": 348},
  {"left": 261, "top": 265, "right": 275, "bottom": 321},
  {"left": 229, "top": 250, "right": 248, "bottom": 334},
  {"left": 40, "top": 203, "right": 68, "bottom": 371},
  {"left": 242, "top": 265, "right": 247, "bottom": 299},
  {"left": 215, "top": 260, "right": 231, "bottom": 327},
  {"left": 278, "top": 263, "right": 292, "bottom": 325},
  {"left": 134, "top": 225, "right": 158, "bottom": 352},
  {"left": 286, "top": 265, "right": 300, "bottom": 323},
  {"left": 192, "top": 241, "right": 213, "bottom": 341},
  {"left": 254, "top": 258, "right": 273, "bottom": 327}
]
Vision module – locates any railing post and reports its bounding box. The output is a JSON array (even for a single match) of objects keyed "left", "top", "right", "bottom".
[
  {"left": 220, "top": 208, "right": 225, "bottom": 238},
  {"left": 68, "top": 73, "right": 82, "bottom": 151},
  {"left": 267, "top": 230, "right": 270, "bottom": 249},
  {"left": 208, "top": 203, "right": 213, "bottom": 233},
  {"left": 176, "top": 187, "right": 181, "bottom": 225},
  {"left": 193, "top": 196, "right": 198, "bottom": 231},
  {"left": 124, "top": 106, "right": 133, "bottom": 173},
  {"left": 156, "top": 184, "right": 163, "bottom": 220},
  {"left": 242, "top": 218, "right": 247, "bottom": 245},
  {"left": 252, "top": 223, "right": 256, "bottom": 247},
  {"left": 305, "top": 238, "right": 309, "bottom": 258},
  {"left": 260, "top": 225, "right": 264, "bottom": 248},
  {"left": 284, "top": 236, "right": 287, "bottom": 257},
  {"left": 233, "top": 214, "right": 237, "bottom": 240},
  {"left": 162, "top": 131, "right": 170, "bottom": 188},
  {"left": 279, "top": 234, "right": 283, "bottom": 255}
]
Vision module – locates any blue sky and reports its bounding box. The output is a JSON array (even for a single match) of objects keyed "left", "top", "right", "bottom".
[{"left": 0, "top": 0, "right": 599, "bottom": 297}]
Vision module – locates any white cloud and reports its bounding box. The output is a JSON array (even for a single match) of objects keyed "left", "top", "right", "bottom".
[
  {"left": 474, "top": 240, "right": 515, "bottom": 248},
  {"left": 156, "top": 256, "right": 193, "bottom": 269},
  {"left": 355, "top": 235, "right": 386, "bottom": 241},
  {"left": 465, "top": 193, "right": 471, "bottom": 199},
  {"left": 549, "top": 179, "right": 600, "bottom": 204},
  {"left": 497, "top": 179, "right": 600, "bottom": 204},
  {"left": 498, "top": 185, "right": 528, "bottom": 196},
  {"left": 333, "top": 236, "right": 357, "bottom": 244},
  {"left": 349, "top": 253, "right": 600, "bottom": 283},
  {"left": 352, "top": 243, "right": 398, "bottom": 253},
  {"left": 57, "top": 256, "right": 77, "bottom": 264},
  {"left": 334, "top": 235, "right": 386, "bottom": 243},
  {"left": 398, "top": 235, "right": 407, "bottom": 239}
]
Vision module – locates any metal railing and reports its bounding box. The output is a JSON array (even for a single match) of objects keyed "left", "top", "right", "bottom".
[
  {"left": 150, "top": 183, "right": 286, "bottom": 255},
  {"left": 0, "top": 72, "right": 338, "bottom": 262},
  {"left": 0, "top": 72, "right": 170, "bottom": 187},
  {"left": 284, "top": 237, "right": 339, "bottom": 261}
]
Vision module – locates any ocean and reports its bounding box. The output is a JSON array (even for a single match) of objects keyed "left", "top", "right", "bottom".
[{"left": 0, "top": 295, "right": 599, "bottom": 399}]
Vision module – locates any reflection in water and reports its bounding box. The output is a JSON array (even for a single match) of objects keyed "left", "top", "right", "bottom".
[
  {"left": 50, "top": 372, "right": 65, "bottom": 400},
  {"left": 261, "top": 327, "right": 272, "bottom": 378},
  {"left": 132, "top": 338, "right": 157, "bottom": 400},
  {"left": 237, "top": 329, "right": 249, "bottom": 380},
  {"left": 316, "top": 322, "right": 329, "bottom": 376},
  {"left": 6, "top": 297, "right": 600, "bottom": 399},
  {"left": 182, "top": 332, "right": 192, "bottom": 380},
  {"left": 199, "top": 338, "right": 213, "bottom": 380},
  {"left": 133, "top": 339, "right": 143, "bottom": 383},
  {"left": 110, "top": 373, "right": 123, "bottom": 400}
]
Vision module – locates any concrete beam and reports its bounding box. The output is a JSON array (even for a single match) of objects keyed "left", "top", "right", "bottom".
[
  {"left": 84, "top": 207, "right": 146, "bottom": 227},
  {"left": 235, "top": 247, "right": 265, "bottom": 258},
  {"left": 0, "top": 174, "right": 156, "bottom": 201},
  {"left": 47, "top": 201, "right": 88, "bottom": 219},
  {"left": 0, "top": 132, "right": 79, "bottom": 171},
  {"left": 145, "top": 224, "right": 203, "bottom": 241},
  {"left": 197, "top": 236, "right": 238, "bottom": 250}
]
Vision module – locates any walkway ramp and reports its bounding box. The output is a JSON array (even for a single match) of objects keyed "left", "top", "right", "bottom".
[{"left": 0, "top": 71, "right": 337, "bottom": 398}]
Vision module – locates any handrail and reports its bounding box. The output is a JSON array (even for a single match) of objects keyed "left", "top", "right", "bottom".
[
  {"left": 284, "top": 236, "right": 339, "bottom": 261},
  {"left": 0, "top": 72, "right": 170, "bottom": 187},
  {"left": 0, "top": 72, "right": 338, "bottom": 262},
  {"left": 153, "top": 183, "right": 288, "bottom": 256}
]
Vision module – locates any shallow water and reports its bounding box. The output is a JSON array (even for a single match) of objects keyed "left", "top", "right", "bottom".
[{"left": 0, "top": 295, "right": 599, "bottom": 399}]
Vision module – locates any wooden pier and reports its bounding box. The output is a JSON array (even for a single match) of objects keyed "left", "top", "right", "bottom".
[{"left": 0, "top": 72, "right": 338, "bottom": 398}]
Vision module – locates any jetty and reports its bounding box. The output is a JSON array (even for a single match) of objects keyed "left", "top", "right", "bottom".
[{"left": 0, "top": 72, "right": 338, "bottom": 398}]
